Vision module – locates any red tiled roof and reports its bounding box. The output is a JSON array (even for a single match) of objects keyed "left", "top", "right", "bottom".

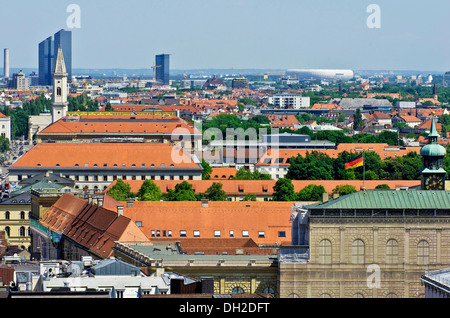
[
  {"left": 122, "top": 200, "right": 295, "bottom": 245},
  {"left": 38, "top": 114, "right": 199, "bottom": 135},
  {"left": 41, "top": 193, "right": 149, "bottom": 258},
  {"left": 11, "top": 143, "right": 202, "bottom": 170},
  {"left": 105, "top": 179, "right": 420, "bottom": 197}
]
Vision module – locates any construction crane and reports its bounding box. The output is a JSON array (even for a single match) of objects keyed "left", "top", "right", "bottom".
[
  {"left": 180, "top": 73, "right": 188, "bottom": 89},
  {"left": 151, "top": 64, "right": 162, "bottom": 83},
  {"left": 443, "top": 73, "right": 450, "bottom": 87}
]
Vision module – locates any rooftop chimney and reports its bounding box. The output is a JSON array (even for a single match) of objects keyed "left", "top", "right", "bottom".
[
  {"left": 117, "top": 205, "right": 124, "bottom": 216},
  {"left": 126, "top": 198, "right": 135, "bottom": 208},
  {"left": 322, "top": 193, "right": 329, "bottom": 203}
]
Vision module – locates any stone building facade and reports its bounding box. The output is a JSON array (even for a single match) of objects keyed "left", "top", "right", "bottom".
[{"left": 279, "top": 202, "right": 450, "bottom": 298}]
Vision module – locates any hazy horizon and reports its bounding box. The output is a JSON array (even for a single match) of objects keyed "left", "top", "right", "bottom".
[{"left": 1, "top": 0, "right": 449, "bottom": 72}]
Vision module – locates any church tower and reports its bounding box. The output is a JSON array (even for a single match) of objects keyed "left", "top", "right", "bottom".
[
  {"left": 420, "top": 114, "right": 447, "bottom": 190},
  {"left": 52, "top": 46, "right": 68, "bottom": 123}
]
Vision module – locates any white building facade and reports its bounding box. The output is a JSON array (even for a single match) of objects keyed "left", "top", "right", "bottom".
[{"left": 268, "top": 94, "right": 310, "bottom": 109}]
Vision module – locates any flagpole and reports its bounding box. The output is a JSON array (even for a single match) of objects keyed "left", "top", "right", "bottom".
[{"left": 362, "top": 151, "right": 366, "bottom": 191}]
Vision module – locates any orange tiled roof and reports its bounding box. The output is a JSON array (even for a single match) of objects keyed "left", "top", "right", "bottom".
[
  {"left": 266, "top": 115, "right": 300, "bottom": 128},
  {"left": 38, "top": 114, "right": 199, "bottom": 135},
  {"left": 40, "top": 193, "right": 149, "bottom": 258},
  {"left": 416, "top": 109, "right": 445, "bottom": 117},
  {"left": 311, "top": 103, "right": 341, "bottom": 110},
  {"left": 105, "top": 179, "right": 420, "bottom": 198},
  {"left": 416, "top": 118, "right": 442, "bottom": 131},
  {"left": 256, "top": 143, "right": 422, "bottom": 166},
  {"left": 399, "top": 115, "right": 421, "bottom": 123},
  {"left": 122, "top": 200, "right": 295, "bottom": 245},
  {"left": 11, "top": 143, "right": 202, "bottom": 169},
  {"left": 210, "top": 167, "right": 237, "bottom": 180}
]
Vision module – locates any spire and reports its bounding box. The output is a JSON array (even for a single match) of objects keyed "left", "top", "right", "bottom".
[
  {"left": 428, "top": 113, "right": 439, "bottom": 143},
  {"left": 53, "top": 46, "right": 67, "bottom": 75}
]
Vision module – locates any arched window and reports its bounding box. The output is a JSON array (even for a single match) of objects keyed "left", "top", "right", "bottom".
[
  {"left": 57, "top": 87, "right": 62, "bottom": 96},
  {"left": 262, "top": 287, "right": 275, "bottom": 296},
  {"left": 418, "top": 240, "right": 430, "bottom": 265},
  {"left": 352, "top": 239, "right": 365, "bottom": 264},
  {"left": 5, "top": 227, "right": 10, "bottom": 236},
  {"left": 20, "top": 211, "right": 25, "bottom": 220},
  {"left": 5, "top": 211, "right": 9, "bottom": 220},
  {"left": 386, "top": 239, "right": 399, "bottom": 264},
  {"left": 232, "top": 287, "right": 244, "bottom": 294},
  {"left": 319, "top": 239, "right": 332, "bottom": 264},
  {"left": 20, "top": 227, "right": 26, "bottom": 237}
]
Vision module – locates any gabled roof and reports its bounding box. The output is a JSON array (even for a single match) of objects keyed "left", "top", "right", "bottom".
[
  {"left": 122, "top": 200, "right": 295, "bottom": 245},
  {"left": 0, "top": 192, "right": 31, "bottom": 205},
  {"left": 40, "top": 193, "right": 149, "bottom": 258},
  {"left": 11, "top": 143, "right": 202, "bottom": 170},
  {"left": 18, "top": 172, "right": 75, "bottom": 186},
  {"left": 38, "top": 114, "right": 200, "bottom": 136}
]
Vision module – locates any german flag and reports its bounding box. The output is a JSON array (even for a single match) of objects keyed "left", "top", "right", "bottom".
[{"left": 345, "top": 154, "right": 363, "bottom": 169}]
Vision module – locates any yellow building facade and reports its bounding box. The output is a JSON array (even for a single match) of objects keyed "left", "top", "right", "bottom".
[{"left": 0, "top": 193, "right": 32, "bottom": 250}]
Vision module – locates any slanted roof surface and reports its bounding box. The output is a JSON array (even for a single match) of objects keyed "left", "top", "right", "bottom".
[{"left": 307, "top": 190, "right": 450, "bottom": 210}]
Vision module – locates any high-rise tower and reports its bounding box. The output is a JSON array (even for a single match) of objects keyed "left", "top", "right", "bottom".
[
  {"left": 52, "top": 47, "right": 68, "bottom": 123},
  {"left": 39, "top": 29, "right": 72, "bottom": 86},
  {"left": 155, "top": 54, "right": 170, "bottom": 85}
]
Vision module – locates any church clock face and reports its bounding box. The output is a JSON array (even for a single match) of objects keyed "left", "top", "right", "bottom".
[{"left": 425, "top": 174, "right": 445, "bottom": 190}]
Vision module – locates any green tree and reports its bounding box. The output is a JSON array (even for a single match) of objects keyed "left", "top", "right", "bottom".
[
  {"left": 287, "top": 151, "right": 334, "bottom": 180},
  {"left": 297, "top": 184, "right": 326, "bottom": 201},
  {"left": 243, "top": 193, "right": 257, "bottom": 201},
  {"left": 164, "top": 181, "right": 197, "bottom": 201},
  {"left": 137, "top": 179, "right": 162, "bottom": 201},
  {"left": 205, "top": 182, "right": 228, "bottom": 201},
  {"left": 0, "top": 137, "right": 10, "bottom": 153},
  {"left": 201, "top": 159, "right": 212, "bottom": 180},
  {"left": 272, "top": 178, "right": 296, "bottom": 201},
  {"left": 332, "top": 184, "right": 357, "bottom": 196},
  {"left": 375, "top": 184, "right": 390, "bottom": 189},
  {"left": 353, "top": 108, "right": 364, "bottom": 129},
  {"left": 232, "top": 167, "right": 271, "bottom": 180},
  {"left": 107, "top": 179, "right": 133, "bottom": 201}
]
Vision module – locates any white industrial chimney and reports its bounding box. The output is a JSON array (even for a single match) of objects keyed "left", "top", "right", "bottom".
[{"left": 4, "top": 48, "right": 9, "bottom": 79}]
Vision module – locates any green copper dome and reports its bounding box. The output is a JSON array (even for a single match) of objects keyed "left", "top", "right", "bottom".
[{"left": 420, "top": 142, "right": 446, "bottom": 157}]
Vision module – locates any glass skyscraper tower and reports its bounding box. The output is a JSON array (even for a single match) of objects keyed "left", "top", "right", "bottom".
[
  {"left": 155, "top": 54, "right": 170, "bottom": 85},
  {"left": 38, "top": 29, "right": 72, "bottom": 86}
]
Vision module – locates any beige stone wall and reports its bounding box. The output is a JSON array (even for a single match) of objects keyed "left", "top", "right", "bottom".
[{"left": 279, "top": 217, "right": 450, "bottom": 298}]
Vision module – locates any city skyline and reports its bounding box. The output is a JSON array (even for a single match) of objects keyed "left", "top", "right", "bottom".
[{"left": 0, "top": 0, "right": 449, "bottom": 72}]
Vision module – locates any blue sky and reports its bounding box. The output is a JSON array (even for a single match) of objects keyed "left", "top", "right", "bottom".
[{"left": 1, "top": 0, "right": 449, "bottom": 71}]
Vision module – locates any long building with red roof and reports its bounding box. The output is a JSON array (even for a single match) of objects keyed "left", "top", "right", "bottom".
[
  {"left": 9, "top": 142, "right": 203, "bottom": 190},
  {"left": 36, "top": 113, "right": 202, "bottom": 151}
]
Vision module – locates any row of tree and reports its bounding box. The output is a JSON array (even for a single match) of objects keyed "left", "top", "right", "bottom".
[
  {"left": 107, "top": 179, "right": 231, "bottom": 202},
  {"left": 285, "top": 150, "right": 433, "bottom": 180},
  {"left": 107, "top": 177, "right": 393, "bottom": 203},
  {"left": 0, "top": 93, "right": 98, "bottom": 140}
]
